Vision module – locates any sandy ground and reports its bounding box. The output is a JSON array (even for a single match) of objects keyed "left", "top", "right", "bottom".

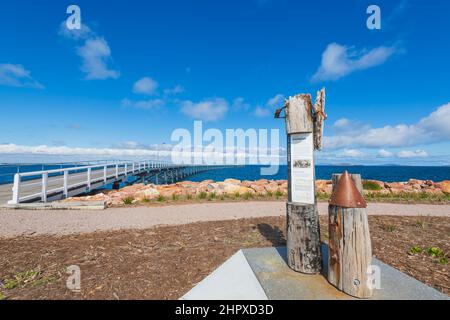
[{"left": 0, "top": 201, "right": 449, "bottom": 238}]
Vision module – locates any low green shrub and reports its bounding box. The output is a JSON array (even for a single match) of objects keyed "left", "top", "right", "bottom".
[
  {"left": 410, "top": 246, "right": 423, "bottom": 254},
  {"left": 122, "top": 197, "right": 134, "bottom": 205},
  {"left": 363, "top": 180, "right": 382, "bottom": 191},
  {"left": 427, "top": 247, "right": 445, "bottom": 258}
]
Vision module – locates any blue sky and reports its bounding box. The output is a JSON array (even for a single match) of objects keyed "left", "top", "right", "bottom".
[{"left": 0, "top": 0, "right": 449, "bottom": 165}]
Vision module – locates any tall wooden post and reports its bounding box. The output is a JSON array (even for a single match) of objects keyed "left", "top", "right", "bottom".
[
  {"left": 328, "top": 171, "right": 373, "bottom": 299},
  {"left": 276, "top": 88, "right": 326, "bottom": 274}
]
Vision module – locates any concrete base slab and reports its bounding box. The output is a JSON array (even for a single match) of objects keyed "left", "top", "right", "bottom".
[
  {"left": 0, "top": 201, "right": 106, "bottom": 210},
  {"left": 182, "top": 246, "right": 449, "bottom": 300},
  {"left": 181, "top": 250, "right": 268, "bottom": 300}
]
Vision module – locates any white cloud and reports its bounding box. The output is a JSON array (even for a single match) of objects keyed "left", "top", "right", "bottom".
[
  {"left": 232, "top": 97, "right": 251, "bottom": 111},
  {"left": 253, "top": 94, "right": 285, "bottom": 117},
  {"left": 0, "top": 64, "right": 44, "bottom": 89},
  {"left": 377, "top": 149, "right": 393, "bottom": 158},
  {"left": 121, "top": 98, "right": 165, "bottom": 110},
  {"left": 397, "top": 150, "right": 428, "bottom": 158},
  {"left": 181, "top": 98, "right": 229, "bottom": 122},
  {"left": 266, "top": 94, "right": 285, "bottom": 108},
  {"left": 254, "top": 106, "right": 272, "bottom": 117},
  {"left": 333, "top": 118, "right": 351, "bottom": 129},
  {"left": 58, "top": 21, "right": 93, "bottom": 41},
  {"left": 341, "top": 149, "right": 364, "bottom": 158},
  {"left": 0, "top": 143, "right": 168, "bottom": 157},
  {"left": 77, "top": 38, "right": 120, "bottom": 80},
  {"left": 59, "top": 22, "right": 119, "bottom": 80},
  {"left": 312, "top": 43, "right": 396, "bottom": 82},
  {"left": 133, "top": 77, "right": 159, "bottom": 95},
  {"left": 324, "top": 103, "right": 450, "bottom": 149},
  {"left": 0, "top": 143, "right": 284, "bottom": 164}
]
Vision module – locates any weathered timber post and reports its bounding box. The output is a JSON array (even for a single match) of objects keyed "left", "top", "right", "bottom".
[
  {"left": 328, "top": 171, "right": 373, "bottom": 299},
  {"left": 275, "top": 88, "right": 326, "bottom": 274}
]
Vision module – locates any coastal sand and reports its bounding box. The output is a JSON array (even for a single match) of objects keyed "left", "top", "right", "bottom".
[{"left": 0, "top": 201, "right": 449, "bottom": 238}]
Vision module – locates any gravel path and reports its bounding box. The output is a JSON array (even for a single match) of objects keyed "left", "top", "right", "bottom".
[{"left": 0, "top": 201, "right": 449, "bottom": 238}]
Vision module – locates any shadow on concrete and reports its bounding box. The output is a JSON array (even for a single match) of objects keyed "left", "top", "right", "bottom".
[
  {"left": 257, "top": 223, "right": 286, "bottom": 247},
  {"left": 274, "top": 244, "right": 330, "bottom": 278}
]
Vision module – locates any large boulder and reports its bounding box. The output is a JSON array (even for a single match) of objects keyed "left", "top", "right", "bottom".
[
  {"left": 264, "top": 181, "right": 279, "bottom": 193},
  {"left": 315, "top": 180, "right": 332, "bottom": 194},
  {"left": 135, "top": 188, "right": 160, "bottom": 200},
  {"left": 224, "top": 178, "right": 241, "bottom": 185},
  {"left": 240, "top": 180, "right": 253, "bottom": 188},
  {"left": 386, "top": 182, "right": 406, "bottom": 194},
  {"left": 435, "top": 180, "right": 450, "bottom": 194},
  {"left": 158, "top": 186, "right": 183, "bottom": 198},
  {"left": 222, "top": 183, "right": 255, "bottom": 195},
  {"left": 249, "top": 183, "right": 266, "bottom": 195}
]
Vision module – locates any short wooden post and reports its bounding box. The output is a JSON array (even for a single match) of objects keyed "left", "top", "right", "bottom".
[
  {"left": 278, "top": 90, "right": 326, "bottom": 274},
  {"left": 328, "top": 171, "right": 373, "bottom": 299}
]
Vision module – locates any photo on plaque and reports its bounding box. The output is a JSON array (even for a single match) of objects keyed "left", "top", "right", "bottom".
[{"left": 293, "top": 159, "right": 312, "bottom": 169}]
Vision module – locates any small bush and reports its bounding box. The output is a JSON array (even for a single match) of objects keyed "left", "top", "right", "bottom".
[
  {"left": 415, "top": 220, "right": 426, "bottom": 229},
  {"left": 243, "top": 192, "right": 253, "bottom": 200},
  {"left": 3, "top": 270, "right": 39, "bottom": 290},
  {"left": 410, "top": 246, "right": 423, "bottom": 254},
  {"left": 439, "top": 257, "right": 449, "bottom": 265},
  {"left": 172, "top": 194, "right": 179, "bottom": 201},
  {"left": 234, "top": 192, "right": 241, "bottom": 199},
  {"left": 3, "top": 279, "right": 19, "bottom": 290},
  {"left": 275, "top": 190, "right": 284, "bottom": 198},
  {"left": 157, "top": 195, "right": 166, "bottom": 202},
  {"left": 186, "top": 194, "right": 193, "bottom": 200},
  {"left": 141, "top": 197, "right": 151, "bottom": 203},
  {"left": 427, "top": 247, "right": 444, "bottom": 258},
  {"left": 363, "top": 180, "right": 382, "bottom": 191},
  {"left": 316, "top": 192, "right": 329, "bottom": 201},
  {"left": 382, "top": 224, "right": 397, "bottom": 232},
  {"left": 0, "top": 292, "right": 5, "bottom": 300},
  {"left": 122, "top": 197, "right": 134, "bottom": 205},
  {"left": 208, "top": 192, "right": 216, "bottom": 200},
  {"left": 198, "top": 192, "right": 207, "bottom": 200}
]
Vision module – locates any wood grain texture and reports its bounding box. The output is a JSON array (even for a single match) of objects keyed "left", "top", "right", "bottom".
[
  {"left": 286, "top": 202, "right": 322, "bottom": 274},
  {"left": 313, "top": 88, "right": 326, "bottom": 150},
  {"left": 328, "top": 174, "right": 373, "bottom": 298},
  {"left": 285, "top": 94, "right": 314, "bottom": 134}
]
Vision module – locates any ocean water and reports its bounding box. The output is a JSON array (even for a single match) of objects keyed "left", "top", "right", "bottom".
[
  {"left": 1, "top": 164, "right": 449, "bottom": 185},
  {"left": 189, "top": 165, "right": 450, "bottom": 183}
]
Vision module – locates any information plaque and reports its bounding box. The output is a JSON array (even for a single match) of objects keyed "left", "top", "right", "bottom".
[{"left": 289, "top": 133, "right": 315, "bottom": 204}]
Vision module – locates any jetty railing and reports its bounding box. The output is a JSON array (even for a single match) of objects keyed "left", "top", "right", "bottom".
[{"left": 7, "top": 160, "right": 181, "bottom": 204}]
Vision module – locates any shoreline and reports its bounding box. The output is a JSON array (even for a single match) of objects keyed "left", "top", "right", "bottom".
[{"left": 59, "top": 178, "right": 450, "bottom": 207}]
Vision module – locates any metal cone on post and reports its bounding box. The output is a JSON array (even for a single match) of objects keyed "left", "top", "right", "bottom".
[{"left": 275, "top": 88, "right": 326, "bottom": 274}]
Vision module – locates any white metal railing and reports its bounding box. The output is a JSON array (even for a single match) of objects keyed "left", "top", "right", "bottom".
[{"left": 8, "top": 160, "right": 183, "bottom": 204}]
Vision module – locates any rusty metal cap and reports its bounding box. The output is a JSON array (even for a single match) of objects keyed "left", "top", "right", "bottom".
[{"left": 329, "top": 171, "right": 367, "bottom": 208}]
